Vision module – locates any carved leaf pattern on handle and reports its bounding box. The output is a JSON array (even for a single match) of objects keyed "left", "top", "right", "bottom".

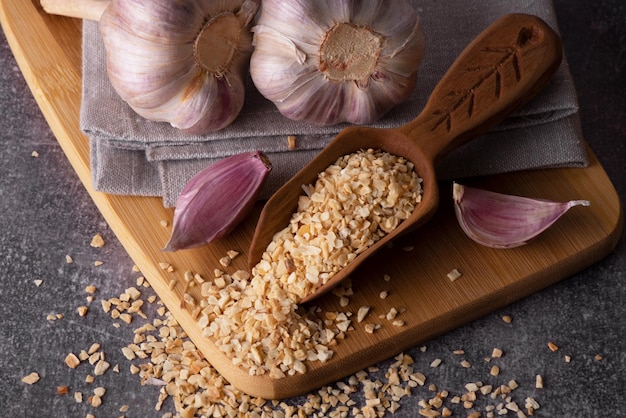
[{"left": 431, "top": 27, "right": 538, "bottom": 132}]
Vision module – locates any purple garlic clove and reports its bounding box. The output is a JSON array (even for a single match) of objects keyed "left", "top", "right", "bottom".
[
  {"left": 164, "top": 151, "right": 271, "bottom": 251},
  {"left": 453, "top": 182, "right": 590, "bottom": 249}
]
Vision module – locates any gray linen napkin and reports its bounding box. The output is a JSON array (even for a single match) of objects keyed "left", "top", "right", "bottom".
[{"left": 81, "top": 0, "right": 588, "bottom": 208}]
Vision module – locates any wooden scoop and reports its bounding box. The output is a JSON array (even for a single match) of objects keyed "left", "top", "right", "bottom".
[{"left": 249, "top": 14, "right": 563, "bottom": 303}]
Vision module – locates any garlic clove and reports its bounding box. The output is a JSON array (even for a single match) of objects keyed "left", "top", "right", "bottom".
[
  {"left": 250, "top": 0, "right": 425, "bottom": 126},
  {"left": 452, "top": 182, "right": 590, "bottom": 249},
  {"left": 166, "top": 69, "right": 247, "bottom": 134},
  {"left": 163, "top": 151, "right": 271, "bottom": 251}
]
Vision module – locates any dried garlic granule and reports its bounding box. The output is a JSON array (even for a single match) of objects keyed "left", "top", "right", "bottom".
[
  {"left": 90, "top": 233, "right": 105, "bottom": 248},
  {"left": 547, "top": 341, "right": 559, "bottom": 352},
  {"left": 287, "top": 134, "right": 297, "bottom": 150},
  {"left": 447, "top": 268, "right": 462, "bottom": 282},
  {"left": 65, "top": 353, "right": 80, "bottom": 369},
  {"left": 21, "top": 372, "right": 40, "bottom": 384}
]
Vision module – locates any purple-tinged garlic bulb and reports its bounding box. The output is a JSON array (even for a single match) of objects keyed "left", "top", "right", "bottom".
[
  {"left": 40, "top": 0, "right": 262, "bottom": 134},
  {"left": 98, "top": 0, "right": 260, "bottom": 134},
  {"left": 249, "top": 0, "right": 425, "bottom": 126}
]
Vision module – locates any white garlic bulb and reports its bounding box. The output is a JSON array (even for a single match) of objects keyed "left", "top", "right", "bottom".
[
  {"left": 99, "top": 0, "right": 260, "bottom": 134},
  {"left": 249, "top": 0, "right": 426, "bottom": 126}
]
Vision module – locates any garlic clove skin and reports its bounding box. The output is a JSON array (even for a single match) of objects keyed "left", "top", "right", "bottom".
[
  {"left": 163, "top": 151, "right": 271, "bottom": 252},
  {"left": 249, "top": 0, "right": 425, "bottom": 126},
  {"left": 453, "top": 182, "right": 590, "bottom": 249},
  {"left": 99, "top": 0, "right": 260, "bottom": 134}
]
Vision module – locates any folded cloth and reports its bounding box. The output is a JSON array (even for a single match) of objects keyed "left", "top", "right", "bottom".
[{"left": 82, "top": 0, "right": 588, "bottom": 208}]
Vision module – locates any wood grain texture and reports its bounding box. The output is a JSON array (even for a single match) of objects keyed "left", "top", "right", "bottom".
[{"left": 1, "top": 0, "right": 622, "bottom": 399}]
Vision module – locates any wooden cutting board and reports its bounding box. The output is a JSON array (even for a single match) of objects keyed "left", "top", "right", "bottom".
[{"left": 2, "top": 0, "right": 622, "bottom": 400}]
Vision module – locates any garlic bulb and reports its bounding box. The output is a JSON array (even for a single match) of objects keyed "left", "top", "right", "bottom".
[
  {"left": 98, "top": 0, "right": 260, "bottom": 134},
  {"left": 164, "top": 151, "right": 271, "bottom": 251},
  {"left": 453, "top": 183, "right": 590, "bottom": 249},
  {"left": 249, "top": 0, "right": 425, "bottom": 126}
]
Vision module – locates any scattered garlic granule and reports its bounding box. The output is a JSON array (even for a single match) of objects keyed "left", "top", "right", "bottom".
[
  {"left": 65, "top": 353, "right": 80, "bottom": 369},
  {"left": 287, "top": 135, "right": 297, "bottom": 149},
  {"left": 357, "top": 306, "right": 371, "bottom": 323},
  {"left": 535, "top": 374, "right": 544, "bottom": 389},
  {"left": 547, "top": 341, "right": 559, "bottom": 352},
  {"left": 491, "top": 347, "right": 503, "bottom": 358},
  {"left": 447, "top": 269, "right": 462, "bottom": 282},
  {"left": 21, "top": 372, "right": 40, "bottom": 384},
  {"left": 90, "top": 233, "right": 105, "bottom": 248}
]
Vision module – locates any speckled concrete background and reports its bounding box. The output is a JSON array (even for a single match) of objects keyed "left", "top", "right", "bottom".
[{"left": 1, "top": 0, "right": 624, "bottom": 416}]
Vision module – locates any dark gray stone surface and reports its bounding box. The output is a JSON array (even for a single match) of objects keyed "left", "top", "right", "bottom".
[{"left": 1, "top": 1, "right": 624, "bottom": 416}]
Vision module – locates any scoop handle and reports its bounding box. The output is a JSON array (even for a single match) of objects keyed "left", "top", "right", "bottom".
[{"left": 400, "top": 14, "right": 562, "bottom": 164}]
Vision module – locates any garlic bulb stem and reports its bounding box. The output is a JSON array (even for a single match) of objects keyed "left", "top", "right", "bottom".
[
  {"left": 319, "top": 22, "right": 382, "bottom": 85},
  {"left": 40, "top": 0, "right": 108, "bottom": 22},
  {"left": 194, "top": 12, "right": 241, "bottom": 77}
]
